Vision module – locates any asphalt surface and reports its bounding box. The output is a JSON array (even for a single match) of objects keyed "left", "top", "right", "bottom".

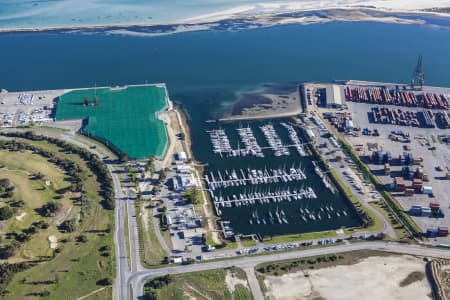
[
  {"left": 308, "top": 109, "right": 397, "bottom": 238},
  {"left": 130, "top": 241, "right": 450, "bottom": 299},
  {"left": 5, "top": 127, "right": 450, "bottom": 300}
]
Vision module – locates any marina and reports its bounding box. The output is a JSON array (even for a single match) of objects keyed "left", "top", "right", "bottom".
[
  {"left": 247, "top": 204, "right": 349, "bottom": 226},
  {"left": 236, "top": 125, "right": 264, "bottom": 157},
  {"left": 201, "top": 120, "right": 361, "bottom": 236},
  {"left": 260, "top": 123, "right": 290, "bottom": 156},
  {"left": 207, "top": 120, "right": 311, "bottom": 158},
  {"left": 211, "top": 186, "right": 317, "bottom": 209},
  {"left": 205, "top": 164, "right": 307, "bottom": 190},
  {"left": 312, "top": 161, "right": 335, "bottom": 194},
  {"left": 281, "top": 122, "right": 308, "bottom": 156}
]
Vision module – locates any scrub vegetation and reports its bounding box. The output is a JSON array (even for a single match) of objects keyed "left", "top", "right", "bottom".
[{"left": 0, "top": 131, "right": 114, "bottom": 300}]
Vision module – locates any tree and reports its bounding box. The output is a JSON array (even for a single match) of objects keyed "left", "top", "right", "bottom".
[
  {"left": 94, "top": 96, "right": 99, "bottom": 106},
  {"left": 96, "top": 277, "right": 112, "bottom": 286},
  {"left": 157, "top": 169, "right": 166, "bottom": 185},
  {"left": 0, "top": 206, "right": 13, "bottom": 220},
  {"left": 39, "top": 202, "right": 61, "bottom": 217},
  {"left": 183, "top": 187, "right": 201, "bottom": 205},
  {"left": 119, "top": 153, "right": 128, "bottom": 164},
  {"left": 0, "top": 178, "right": 11, "bottom": 189},
  {"left": 146, "top": 155, "right": 156, "bottom": 175},
  {"left": 60, "top": 219, "right": 77, "bottom": 233},
  {"left": 83, "top": 96, "right": 90, "bottom": 106},
  {"left": 143, "top": 291, "right": 157, "bottom": 300},
  {"left": 0, "top": 241, "right": 20, "bottom": 258}
]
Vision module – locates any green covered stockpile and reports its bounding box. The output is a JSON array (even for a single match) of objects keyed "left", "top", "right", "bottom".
[{"left": 55, "top": 85, "right": 168, "bottom": 159}]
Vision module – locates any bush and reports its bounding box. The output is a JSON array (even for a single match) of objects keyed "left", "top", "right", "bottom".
[
  {"left": 59, "top": 219, "right": 77, "bottom": 233},
  {"left": 96, "top": 277, "right": 112, "bottom": 286},
  {"left": 0, "top": 206, "right": 13, "bottom": 220},
  {"left": 144, "top": 275, "right": 172, "bottom": 289},
  {"left": 0, "top": 241, "right": 21, "bottom": 259},
  {"left": 77, "top": 235, "right": 88, "bottom": 243},
  {"left": 39, "top": 202, "right": 61, "bottom": 217},
  {"left": 143, "top": 291, "right": 158, "bottom": 300}
]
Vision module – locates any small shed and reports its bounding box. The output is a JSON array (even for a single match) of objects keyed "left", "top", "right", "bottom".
[{"left": 176, "top": 151, "right": 188, "bottom": 161}]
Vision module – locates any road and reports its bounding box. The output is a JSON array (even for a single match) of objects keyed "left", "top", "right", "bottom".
[
  {"left": 8, "top": 128, "right": 139, "bottom": 300},
  {"left": 130, "top": 241, "right": 450, "bottom": 299},
  {"left": 5, "top": 127, "right": 450, "bottom": 300},
  {"left": 152, "top": 207, "right": 172, "bottom": 254},
  {"left": 243, "top": 267, "right": 265, "bottom": 300},
  {"left": 307, "top": 111, "right": 397, "bottom": 238}
]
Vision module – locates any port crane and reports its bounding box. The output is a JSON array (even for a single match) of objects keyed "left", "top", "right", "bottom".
[{"left": 411, "top": 55, "right": 424, "bottom": 90}]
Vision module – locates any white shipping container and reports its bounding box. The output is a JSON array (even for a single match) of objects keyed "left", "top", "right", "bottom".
[{"left": 423, "top": 186, "right": 433, "bottom": 194}]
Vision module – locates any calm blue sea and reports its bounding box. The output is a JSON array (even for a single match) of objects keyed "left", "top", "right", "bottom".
[{"left": 1, "top": 21, "right": 450, "bottom": 234}]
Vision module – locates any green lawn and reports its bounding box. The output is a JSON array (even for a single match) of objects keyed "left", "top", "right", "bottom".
[
  {"left": 55, "top": 85, "right": 168, "bottom": 159},
  {"left": 329, "top": 168, "right": 384, "bottom": 233},
  {"left": 136, "top": 202, "right": 167, "bottom": 267},
  {"left": 0, "top": 151, "right": 73, "bottom": 259},
  {"left": 1, "top": 139, "right": 114, "bottom": 300},
  {"left": 144, "top": 267, "right": 253, "bottom": 300},
  {"left": 263, "top": 230, "right": 337, "bottom": 245}
]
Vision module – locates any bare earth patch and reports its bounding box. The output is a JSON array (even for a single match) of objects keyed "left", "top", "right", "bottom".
[
  {"left": 263, "top": 255, "right": 431, "bottom": 300},
  {"left": 225, "top": 270, "right": 249, "bottom": 293},
  {"left": 15, "top": 212, "right": 27, "bottom": 221},
  {"left": 48, "top": 235, "right": 58, "bottom": 249}
]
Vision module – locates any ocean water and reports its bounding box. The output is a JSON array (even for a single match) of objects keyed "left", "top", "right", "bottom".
[
  {"left": 1, "top": 21, "right": 450, "bottom": 233},
  {"left": 0, "top": 0, "right": 288, "bottom": 29}
]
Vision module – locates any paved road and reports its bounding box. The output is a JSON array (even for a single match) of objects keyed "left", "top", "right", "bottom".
[
  {"left": 131, "top": 241, "right": 450, "bottom": 299},
  {"left": 7, "top": 128, "right": 450, "bottom": 300},
  {"left": 308, "top": 113, "right": 397, "bottom": 238},
  {"left": 13, "top": 128, "right": 136, "bottom": 300},
  {"left": 243, "top": 267, "right": 264, "bottom": 300},
  {"left": 58, "top": 133, "right": 134, "bottom": 300},
  {"left": 152, "top": 207, "right": 172, "bottom": 255}
]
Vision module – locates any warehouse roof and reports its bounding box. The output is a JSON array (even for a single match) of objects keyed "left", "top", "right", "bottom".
[{"left": 326, "top": 84, "right": 344, "bottom": 106}]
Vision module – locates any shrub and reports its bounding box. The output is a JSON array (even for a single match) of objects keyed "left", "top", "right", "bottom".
[
  {"left": 96, "top": 277, "right": 112, "bottom": 286},
  {"left": 0, "top": 206, "right": 13, "bottom": 220},
  {"left": 39, "top": 202, "right": 61, "bottom": 217}
]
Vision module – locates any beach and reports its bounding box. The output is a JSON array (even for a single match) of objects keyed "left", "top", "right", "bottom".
[{"left": 1, "top": 0, "right": 450, "bottom": 34}]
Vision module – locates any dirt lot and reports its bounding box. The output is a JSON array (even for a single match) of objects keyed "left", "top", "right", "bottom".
[{"left": 263, "top": 255, "right": 431, "bottom": 300}]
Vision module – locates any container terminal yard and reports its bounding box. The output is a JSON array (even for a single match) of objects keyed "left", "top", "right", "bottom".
[
  {"left": 303, "top": 75, "right": 450, "bottom": 243},
  {"left": 2, "top": 75, "right": 449, "bottom": 245}
]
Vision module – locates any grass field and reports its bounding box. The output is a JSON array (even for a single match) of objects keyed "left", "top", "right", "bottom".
[
  {"left": 255, "top": 249, "right": 393, "bottom": 277},
  {"left": 144, "top": 267, "right": 253, "bottom": 300},
  {"left": 136, "top": 202, "right": 167, "bottom": 267},
  {"left": 55, "top": 85, "right": 168, "bottom": 159},
  {"left": 0, "top": 139, "right": 114, "bottom": 300},
  {"left": 262, "top": 230, "right": 337, "bottom": 245}
]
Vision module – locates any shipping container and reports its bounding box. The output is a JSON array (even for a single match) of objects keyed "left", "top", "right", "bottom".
[
  {"left": 423, "top": 186, "right": 433, "bottom": 194},
  {"left": 438, "top": 226, "right": 449, "bottom": 236},
  {"left": 427, "top": 228, "right": 438, "bottom": 237},
  {"left": 421, "top": 207, "right": 432, "bottom": 217}
]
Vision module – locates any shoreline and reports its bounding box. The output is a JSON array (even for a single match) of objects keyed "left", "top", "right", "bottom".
[{"left": 1, "top": 6, "right": 450, "bottom": 35}]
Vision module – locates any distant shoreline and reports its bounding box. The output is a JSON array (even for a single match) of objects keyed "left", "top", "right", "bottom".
[{"left": 1, "top": 7, "right": 449, "bottom": 35}]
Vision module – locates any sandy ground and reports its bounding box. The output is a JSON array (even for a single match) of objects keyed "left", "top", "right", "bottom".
[
  {"left": 1, "top": 0, "right": 450, "bottom": 34},
  {"left": 185, "top": 0, "right": 450, "bottom": 23},
  {"left": 263, "top": 255, "right": 431, "bottom": 300},
  {"left": 174, "top": 106, "right": 221, "bottom": 245},
  {"left": 225, "top": 270, "right": 249, "bottom": 293},
  {"left": 48, "top": 235, "right": 58, "bottom": 249},
  {"left": 15, "top": 212, "right": 27, "bottom": 221},
  {"left": 222, "top": 91, "right": 301, "bottom": 122}
]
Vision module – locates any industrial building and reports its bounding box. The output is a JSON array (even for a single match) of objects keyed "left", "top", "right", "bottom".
[{"left": 325, "top": 84, "right": 345, "bottom": 108}]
